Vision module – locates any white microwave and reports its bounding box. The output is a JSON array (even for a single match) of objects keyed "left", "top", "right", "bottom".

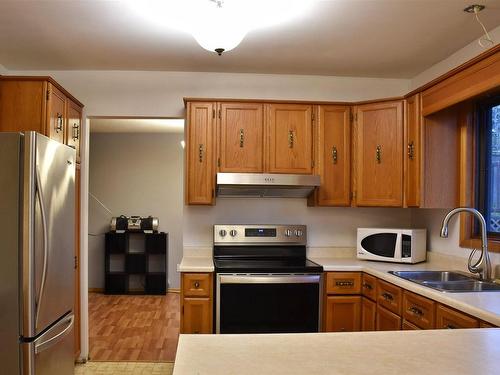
[{"left": 357, "top": 228, "right": 427, "bottom": 264}]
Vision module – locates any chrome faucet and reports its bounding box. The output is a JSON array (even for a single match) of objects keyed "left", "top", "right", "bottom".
[{"left": 440, "top": 207, "right": 492, "bottom": 281}]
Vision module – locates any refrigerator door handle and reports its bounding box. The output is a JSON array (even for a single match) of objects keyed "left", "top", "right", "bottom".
[
  {"left": 35, "top": 166, "right": 49, "bottom": 329},
  {"left": 35, "top": 314, "right": 74, "bottom": 354}
]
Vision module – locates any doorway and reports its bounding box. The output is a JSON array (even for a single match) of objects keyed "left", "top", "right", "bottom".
[{"left": 86, "top": 118, "right": 184, "bottom": 362}]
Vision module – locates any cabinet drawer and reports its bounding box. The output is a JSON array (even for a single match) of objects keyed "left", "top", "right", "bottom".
[
  {"left": 480, "top": 321, "right": 496, "bottom": 328},
  {"left": 402, "top": 291, "right": 435, "bottom": 329},
  {"left": 361, "top": 273, "right": 377, "bottom": 300},
  {"left": 376, "top": 279, "right": 402, "bottom": 315},
  {"left": 436, "top": 305, "right": 479, "bottom": 329},
  {"left": 182, "top": 273, "right": 212, "bottom": 297},
  {"left": 326, "top": 272, "right": 361, "bottom": 294},
  {"left": 402, "top": 319, "right": 421, "bottom": 330},
  {"left": 376, "top": 305, "right": 401, "bottom": 331}
]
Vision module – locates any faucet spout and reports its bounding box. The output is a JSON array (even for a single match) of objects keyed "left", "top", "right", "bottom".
[{"left": 440, "top": 207, "right": 492, "bottom": 281}]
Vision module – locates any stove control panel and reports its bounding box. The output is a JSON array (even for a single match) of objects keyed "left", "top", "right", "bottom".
[{"left": 214, "top": 225, "right": 307, "bottom": 245}]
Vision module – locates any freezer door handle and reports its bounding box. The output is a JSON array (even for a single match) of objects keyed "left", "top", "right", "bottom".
[
  {"left": 35, "top": 166, "right": 49, "bottom": 329},
  {"left": 35, "top": 314, "right": 74, "bottom": 354}
]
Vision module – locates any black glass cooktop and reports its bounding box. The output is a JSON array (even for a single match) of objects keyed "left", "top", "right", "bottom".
[{"left": 214, "top": 258, "right": 323, "bottom": 273}]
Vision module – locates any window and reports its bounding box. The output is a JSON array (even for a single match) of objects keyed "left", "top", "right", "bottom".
[{"left": 476, "top": 101, "right": 500, "bottom": 236}]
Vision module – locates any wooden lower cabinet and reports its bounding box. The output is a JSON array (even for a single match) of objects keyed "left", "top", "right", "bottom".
[
  {"left": 402, "top": 290, "right": 435, "bottom": 329},
  {"left": 435, "top": 304, "right": 479, "bottom": 329},
  {"left": 325, "top": 296, "right": 361, "bottom": 332},
  {"left": 402, "top": 319, "right": 421, "bottom": 330},
  {"left": 361, "top": 297, "right": 376, "bottom": 331},
  {"left": 180, "top": 272, "right": 213, "bottom": 334},
  {"left": 182, "top": 298, "right": 212, "bottom": 334},
  {"left": 376, "top": 305, "right": 402, "bottom": 331}
]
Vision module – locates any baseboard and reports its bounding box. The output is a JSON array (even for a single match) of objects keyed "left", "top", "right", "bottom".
[{"left": 167, "top": 288, "right": 180, "bottom": 294}]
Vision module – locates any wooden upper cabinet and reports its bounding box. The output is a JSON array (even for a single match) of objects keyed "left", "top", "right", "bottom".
[
  {"left": 0, "top": 77, "right": 83, "bottom": 158},
  {"left": 66, "top": 99, "right": 83, "bottom": 163},
  {"left": 218, "top": 102, "right": 264, "bottom": 173},
  {"left": 404, "top": 94, "right": 421, "bottom": 207},
  {"left": 354, "top": 100, "right": 403, "bottom": 207},
  {"left": 266, "top": 103, "right": 313, "bottom": 174},
  {"left": 46, "top": 84, "right": 66, "bottom": 144},
  {"left": 315, "top": 105, "right": 351, "bottom": 206},
  {"left": 186, "top": 102, "right": 216, "bottom": 205}
]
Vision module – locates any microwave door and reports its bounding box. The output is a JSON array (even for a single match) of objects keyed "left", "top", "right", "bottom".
[{"left": 360, "top": 233, "right": 398, "bottom": 258}]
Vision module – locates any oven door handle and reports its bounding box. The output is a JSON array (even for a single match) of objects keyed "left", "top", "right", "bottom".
[{"left": 219, "top": 275, "right": 321, "bottom": 284}]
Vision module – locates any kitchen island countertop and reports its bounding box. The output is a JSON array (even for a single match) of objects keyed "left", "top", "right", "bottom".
[{"left": 173, "top": 329, "right": 500, "bottom": 375}]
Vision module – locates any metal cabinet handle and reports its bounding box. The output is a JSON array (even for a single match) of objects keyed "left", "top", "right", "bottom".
[
  {"left": 239, "top": 128, "right": 244, "bottom": 148},
  {"left": 55, "top": 113, "right": 63, "bottom": 133},
  {"left": 362, "top": 283, "right": 373, "bottom": 290},
  {"left": 382, "top": 292, "right": 393, "bottom": 301},
  {"left": 198, "top": 144, "right": 204, "bottom": 163},
  {"left": 336, "top": 280, "right": 354, "bottom": 287},
  {"left": 72, "top": 123, "right": 79, "bottom": 141},
  {"left": 288, "top": 130, "right": 294, "bottom": 148},
  {"left": 409, "top": 306, "right": 423, "bottom": 316},
  {"left": 407, "top": 141, "right": 415, "bottom": 160},
  {"left": 194, "top": 281, "right": 200, "bottom": 288},
  {"left": 332, "top": 146, "right": 338, "bottom": 164},
  {"left": 376, "top": 145, "right": 382, "bottom": 163}
]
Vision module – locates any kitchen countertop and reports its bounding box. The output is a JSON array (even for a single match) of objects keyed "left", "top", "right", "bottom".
[
  {"left": 173, "top": 329, "right": 500, "bottom": 375},
  {"left": 177, "top": 248, "right": 500, "bottom": 325},
  {"left": 177, "top": 247, "right": 214, "bottom": 272},
  {"left": 309, "top": 256, "right": 500, "bottom": 326}
]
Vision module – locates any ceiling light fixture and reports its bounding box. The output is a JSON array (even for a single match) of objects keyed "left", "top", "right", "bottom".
[
  {"left": 464, "top": 4, "right": 494, "bottom": 48},
  {"left": 126, "top": 0, "right": 315, "bottom": 55}
]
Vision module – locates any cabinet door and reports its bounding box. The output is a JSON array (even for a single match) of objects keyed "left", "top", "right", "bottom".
[
  {"left": 325, "top": 296, "right": 361, "bottom": 332},
  {"left": 66, "top": 99, "right": 82, "bottom": 163},
  {"left": 376, "top": 305, "right": 401, "bottom": 331},
  {"left": 354, "top": 101, "right": 403, "bottom": 206},
  {"left": 404, "top": 94, "right": 421, "bottom": 207},
  {"left": 74, "top": 164, "right": 81, "bottom": 358},
  {"left": 316, "top": 105, "right": 351, "bottom": 206},
  {"left": 219, "top": 102, "right": 264, "bottom": 173},
  {"left": 186, "top": 102, "right": 216, "bottom": 204},
  {"left": 267, "top": 104, "right": 313, "bottom": 174},
  {"left": 182, "top": 298, "right": 212, "bottom": 334},
  {"left": 435, "top": 305, "right": 479, "bottom": 329},
  {"left": 46, "top": 83, "right": 66, "bottom": 144},
  {"left": 402, "top": 319, "right": 421, "bottom": 330},
  {"left": 361, "top": 297, "right": 376, "bottom": 331}
]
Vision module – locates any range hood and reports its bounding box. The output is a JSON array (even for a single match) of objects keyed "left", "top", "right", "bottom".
[{"left": 216, "top": 173, "right": 320, "bottom": 198}]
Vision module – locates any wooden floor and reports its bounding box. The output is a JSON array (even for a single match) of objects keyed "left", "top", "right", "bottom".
[{"left": 89, "top": 292, "right": 180, "bottom": 362}]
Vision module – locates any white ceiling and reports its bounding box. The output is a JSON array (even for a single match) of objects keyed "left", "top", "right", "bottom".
[
  {"left": 90, "top": 118, "right": 184, "bottom": 133},
  {"left": 0, "top": 0, "right": 499, "bottom": 78}
]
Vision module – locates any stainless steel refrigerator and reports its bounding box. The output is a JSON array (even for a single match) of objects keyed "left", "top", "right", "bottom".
[{"left": 0, "top": 132, "right": 76, "bottom": 375}]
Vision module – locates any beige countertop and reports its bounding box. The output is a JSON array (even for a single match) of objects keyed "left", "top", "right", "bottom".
[
  {"left": 173, "top": 329, "right": 500, "bottom": 375},
  {"left": 177, "top": 247, "right": 500, "bottom": 325},
  {"left": 309, "top": 256, "right": 500, "bottom": 326},
  {"left": 177, "top": 247, "right": 214, "bottom": 272}
]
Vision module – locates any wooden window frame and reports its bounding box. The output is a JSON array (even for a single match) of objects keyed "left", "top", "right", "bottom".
[{"left": 459, "top": 99, "right": 500, "bottom": 253}]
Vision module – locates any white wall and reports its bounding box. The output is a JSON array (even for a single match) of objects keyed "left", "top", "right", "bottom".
[
  {"left": 6, "top": 70, "right": 410, "bottom": 117},
  {"left": 411, "top": 25, "right": 500, "bottom": 90},
  {"left": 0, "top": 64, "right": 7, "bottom": 74},
  {"left": 89, "top": 132, "right": 184, "bottom": 289},
  {"left": 184, "top": 200, "right": 411, "bottom": 249}
]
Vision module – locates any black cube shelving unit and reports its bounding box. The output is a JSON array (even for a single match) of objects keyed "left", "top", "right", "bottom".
[{"left": 105, "top": 232, "right": 168, "bottom": 295}]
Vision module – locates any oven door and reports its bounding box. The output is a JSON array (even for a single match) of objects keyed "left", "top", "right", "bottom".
[{"left": 216, "top": 274, "right": 322, "bottom": 334}]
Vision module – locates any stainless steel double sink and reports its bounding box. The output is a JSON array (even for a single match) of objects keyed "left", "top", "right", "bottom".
[{"left": 389, "top": 271, "right": 500, "bottom": 292}]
